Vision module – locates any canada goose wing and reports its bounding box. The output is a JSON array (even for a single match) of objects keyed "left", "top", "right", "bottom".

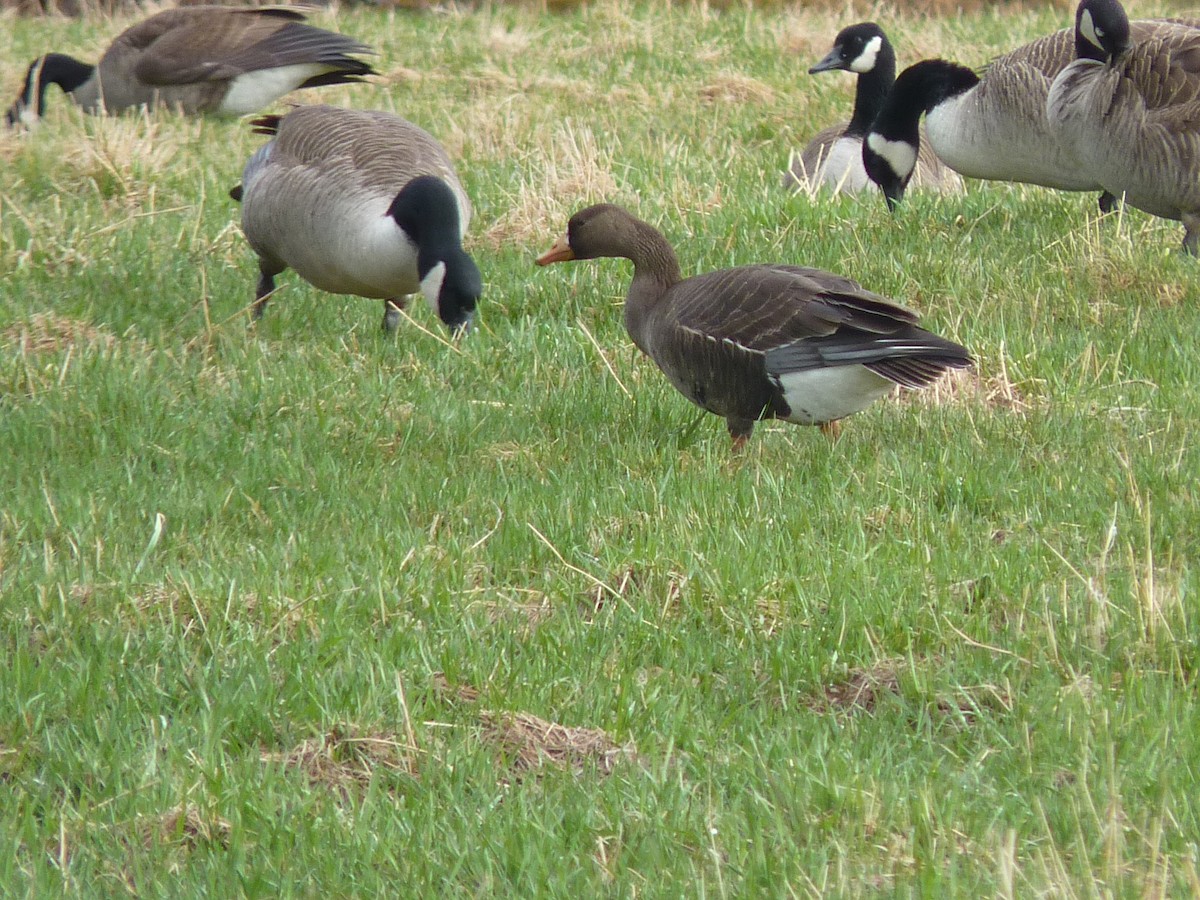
[
  {"left": 247, "top": 107, "right": 470, "bottom": 223},
  {"left": 1122, "top": 32, "right": 1200, "bottom": 114},
  {"left": 129, "top": 9, "right": 368, "bottom": 86}
]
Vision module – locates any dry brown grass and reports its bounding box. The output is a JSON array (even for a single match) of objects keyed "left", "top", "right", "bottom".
[
  {"left": 141, "top": 805, "right": 232, "bottom": 850},
  {"left": 892, "top": 363, "right": 1043, "bottom": 413},
  {"left": 262, "top": 726, "right": 419, "bottom": 797},
  {"left": 2, "top": 311, "right": 115, "bottom": 354},
  {"left": 479, "top": 709, "right": 636, "bottom": 776}
]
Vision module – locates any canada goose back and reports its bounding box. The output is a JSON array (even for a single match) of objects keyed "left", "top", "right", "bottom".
[
  {"left": 237, "top": 105, "right": 479, "bottom": 332},
  {"left": 1048, "top": 0, "right": 1200, "bottom": 249},
  {"left": 864, "top": 20, "right": 1200, "bottom": 203},
  {"left": 536, "top": 204, "right": 971, "bottom": 446},
  {"left": 6, "top": 7, "right": 375, "bottom": 124}
]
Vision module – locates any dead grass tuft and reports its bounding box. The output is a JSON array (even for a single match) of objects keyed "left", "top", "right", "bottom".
[
  {"left": 2, "top": 312, "right": 114, "bottom": 354},
  {"left": 480, "top": 709, "right": 636, "bottom": 777},
  {"left": 698, "top": 72, "right": 775, "bottom": 105},
  {"left": 483, "top": 121, "right": 621, "bottom": 249},
  {"left": 262, "top": 726, "right": 418, "bottom": 797},
  {"left": 809, "top": 660, "right": 903, "bottom": 713},
  {"left": 894, "top": 365, "right": 1041, "bottom": 413},
  {"left": 142, "top": 805, "right": 232, "bottom": 850},
  {"left": 431, "top": 671, "right": 482, "bottom": 704}
]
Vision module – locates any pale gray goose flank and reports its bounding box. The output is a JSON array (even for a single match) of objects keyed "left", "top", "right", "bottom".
[
  {"left": 1047, "top": 0, "right": 1200, "bottom": 253},
  {"left": 860, "top": 21, "right": 1200, "bottom": 210},
  {"left": 536, "top": 204, "right": 971, "bottom": 449},
  {"left": 786, "top": 22, "right": 963, "bottom": 197},
  {"left": 6, "top": 6, "right": 376, "bottom": 126},
  {"left": 232, "top": 105, "right": 481, "bottom": 334}
]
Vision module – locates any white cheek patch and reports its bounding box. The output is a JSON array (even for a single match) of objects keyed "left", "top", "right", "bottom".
[
  {"left": 1079, "top": 9, "right": 1105, "bottom": 51},
  {"left": 849, "top": 35, "right": 883, "bottom": 74},
  {"left": 867, "top": 132, "right": 918, "bottom": 179},
  {"left": 419, "top": 261, "right": 447, "bottom": 314}
]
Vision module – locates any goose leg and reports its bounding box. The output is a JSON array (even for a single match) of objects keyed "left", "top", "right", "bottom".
[
  {"left": 252, "top": 264, "right": 279, "bottom": 321},
  {"left": 1098, "top": 191, "right": 1118, "bottom": 215},
  {"left": 727, "top": 417, "right": 754, "bottom": 452},
  {"left": 1182, "top": 214, "right": 1200, "bottom": 256},
  {"left": 382, "top": 298, "right": 407, "bottom": 333},
  {"left": 819, "top": 420, "right": 843, "bottom": 441}
]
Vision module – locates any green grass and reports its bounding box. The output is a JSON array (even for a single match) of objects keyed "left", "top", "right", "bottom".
[{"left": 2, "top": 1, "right": 1199, "bottom": 894}]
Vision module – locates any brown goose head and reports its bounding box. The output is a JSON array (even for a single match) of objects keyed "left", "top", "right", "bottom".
[{"left": 536, "top": 204, "right": 680, "bottom": 280}]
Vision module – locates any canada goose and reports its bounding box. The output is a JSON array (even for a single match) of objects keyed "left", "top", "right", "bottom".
[
  {"left": 5, "top": 6, "right": 376, "bottom": 126},
  {"left": 859, "top": 21, "right": 1198, "bottom": 210},
  {"left": 535, "top": 204, "right": 971, "bottom": 449},
  {"left": 233, "top": 105, "right": 481, "bottom": 334},
  {"left": 1047, "top": 0, "right": 1200, "bottom": 253},
  {"left": 785, "top": 22, "right": 963, "bottom": 197}
]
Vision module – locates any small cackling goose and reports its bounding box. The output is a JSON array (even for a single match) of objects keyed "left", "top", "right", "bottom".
[
  {"left": 785, "top": 22, "right": 963, "bottom": 197},
  {"left": 536, "top": 204, "right": 971, "bottom": 449},
  {"left": 1047, "top": 0, "right": 1200, "bottom": 253},
  {"left": 859, "top": 20, "right": 1199, "bottom": 210},
  {"left": 6, "top": 6, "right": 376, "bottom": 126},
  {"left": 232, "top": 105, "right": 481, "bottom": 334}
]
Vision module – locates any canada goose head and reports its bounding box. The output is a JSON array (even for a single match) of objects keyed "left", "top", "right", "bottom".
[
  {"left": 5, "top": 54, "right": 95, "bottom": 127},
  {"left": 809, "top": 22, "right": 891, "bottom": 76},
  {"left": 863, "top": 59, "right": 979, "bottom": 209},
  {"left": 1075, "top": 0, "right": 1132, "bottom": 63},
  {"left": 389, "top": 175, "right": 482, "bottom": 334}
]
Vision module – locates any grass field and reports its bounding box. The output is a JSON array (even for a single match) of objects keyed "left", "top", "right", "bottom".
[{"left": 2, "top": 0, "right": 1199, "bottom": 894}]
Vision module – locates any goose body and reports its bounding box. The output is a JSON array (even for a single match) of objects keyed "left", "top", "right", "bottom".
[
  {"left": 862, "top": 21, "right": 1198, "bottom": 207},
  {"left": 6, "top": 7, "right": 376, "bottom": 125},
  {"left": 536, "top": 204, "right": 971, "bottom": 448},
  {"left": 234, "top": 105, "right": 481, "bottom": 334},
  {"left": 1047, "top": 0, "right": 1200, "bottom": 252},
  {"left": 786, "top": 23, "right": 963, "bottom": 197}
]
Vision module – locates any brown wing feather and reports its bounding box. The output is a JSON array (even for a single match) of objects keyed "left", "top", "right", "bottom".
[{"left": 661, "top": 265, "right": 919, "bottom": 355}]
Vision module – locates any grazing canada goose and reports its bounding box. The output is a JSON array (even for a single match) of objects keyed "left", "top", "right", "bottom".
[
  {"left": 5, "top": 6, "right": 376, "bottom": 126},
  {"left": 233, "top": 105, "right": 481, "bottom": 334},
  {"left": 785, "top": 22, "right": 963, "bottom": 197},
  {"left": 536, "top": 204, "right": 971, "bottom": 449},
  {"left": 859, "top": 21, "right": 1199, "bottom": 210},
  {"left": 1047, "top": 0, "right": 1200, "bottom": 253}
]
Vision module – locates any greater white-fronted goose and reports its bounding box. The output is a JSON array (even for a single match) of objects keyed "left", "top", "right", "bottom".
[
  {"left": 859, "top": 20, "right": 1200, "bottom": 210},
  {"left": 536, "top": 204, "right": 971, "bottom": 449},
  {"left": 232, "top": 105, "right": 481, "bottom": 334},
  {"left": 786, "top": 22, "right": 963, "bottom": 197},
  {"left": 6, "top": 6, "right": 376, "bottom": 126},
  {"left": 1048, "top": 0, "right": 1200, "bottom": 253}
]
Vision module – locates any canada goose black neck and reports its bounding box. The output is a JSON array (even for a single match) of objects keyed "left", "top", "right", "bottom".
[
  {"left": 6, "top": 54, "right": 94, "bottom": 126},
  {"left": 1075, "top": 0, "right": 1132, "bottom": 63},
  {"left": 388, "top": 175, "right": 481, "bottom": 330},
  {"left": 864, "top": 60, "right": 980, "bottom": 207}
]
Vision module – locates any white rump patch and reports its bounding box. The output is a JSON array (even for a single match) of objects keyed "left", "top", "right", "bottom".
[
  {"left": 866, "top": 132, "right": 918, "bottom": 179},
  {"left": 1079, "top": 9, "right": 1105, "bottom": 51},
  {"left": 849, "top": 35, "right": 883, "bottom": 74},
  {"left": 419, "top": 262, "right": 447, "bottom": 315},
  {"left": 776, "top": 365, "right": 895, "bottom": 425},
  {"left": 220, "top": 64, "right": 330, "bottom": 115}
]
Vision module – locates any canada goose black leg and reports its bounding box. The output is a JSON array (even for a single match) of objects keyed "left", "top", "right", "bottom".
[
  {"left": 382, "top": 298, "right": 407, "bottom": 333},
  {"left": 1182, "top": 215, "right": 1200, "bottom": 256},
  {"left": 1098, "top": 191, "right": 1119, "bottom": 215},
  {"left": 252, "top": 266, "right": 277, "bottom": 321}
]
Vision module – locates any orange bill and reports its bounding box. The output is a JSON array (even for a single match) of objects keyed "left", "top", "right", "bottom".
[{"left": 536, "top": 235, "right": 575, "bottom": 266}]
